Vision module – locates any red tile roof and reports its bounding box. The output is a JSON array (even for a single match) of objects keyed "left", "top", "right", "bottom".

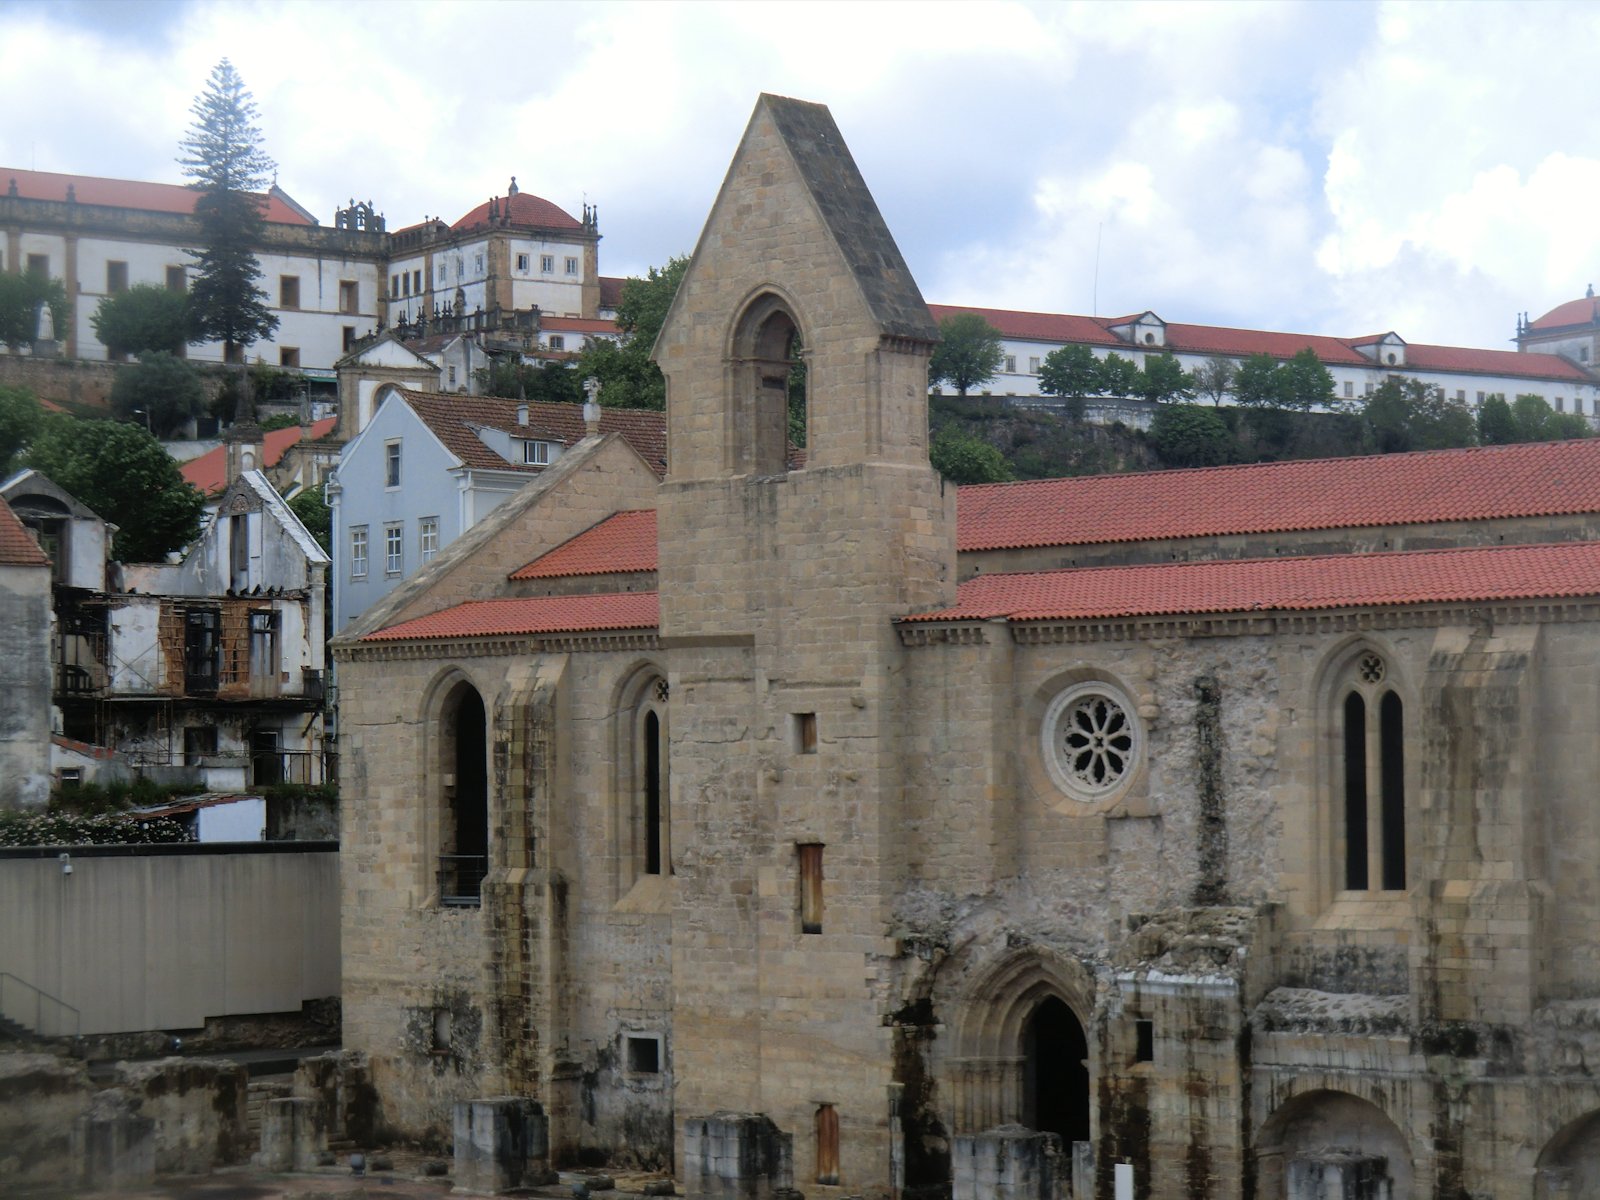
[
  {"left": 1, "top": 167, "right": 313, "bottom": 225},
  {"left": 905, "top": 541, "right": 1600, "bottom": 624},
  {"left": 510, "top": 510, "right": 656, "bottom": 580},
  {"left": 364, "top": 590, "right": 659, "bottom": 641},
  {"left": 1405, "top": 342, "right": 1593, "bottom": 382},
  {"left": 1162, "top": 322, "right": 1368, "bottom": 365},
  {"left": 957, "top": 437, "right": 1600, "bottom": 551},
  {"left": 928, "top": 303, "right": 1121, "bottom": 347},
  {"left": 543, "top": 315, "right": 620, "bottom": 335},
  {"left": 403, "top": 391, "right": 668, "bottom": 477},
  {"left": 1530, "top": 296, "right": 1600, "bottom": 331},
  {"left": 0, "top": 496, "right": 49, "bottom": 567},
  {"left": 599, "top": 276, "right": 626, "bottom": 310},
  {"left": 180, "top": 418, "right": 338, "bottom": 495},
  {"left": 452, "top": 191, "right": 582, "bottom": 233}
]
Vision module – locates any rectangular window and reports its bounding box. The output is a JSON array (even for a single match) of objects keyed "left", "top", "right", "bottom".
[
  {"left": 798, "top": 843, "right": 824, "bottom": 934},
  {"left": 59, "top": 768, "right": 82, "bottom": 790},
  {"left": 815, "top": 1105, "right": 839, "bottom": 1186},
  {"left": 565, "top": 256, "right": 579, "bottom": 275},
  {"left": 279, "top": 347, "right": 300, "bottom": 368},
  {"left": 455, "top": 257, "right": 464, "bottom": 279},
  {"left": 279, "top": 275, "right": 300, "bottom": 309},
  {"left": 343, "top": 325, "right": 356, "bottom": 351},
  {"left": 339, "top": 280, "right": 359, "bottom": 314},
  {"left": 1134, "top": 1019, "right": 1155, "bottom": 1063},
  {"left": 540, "top": 254, "right": 554, "bottom": 273},
  {"left": 517, "top": 253, "right": 530, "bottom": 272},
  {"left": 793, "top": 712, "right": 818, "bottom": 754},
  {"left": 1456, "top": 389, "right": 1466, "bottom": 402},
  {"left": 1556, "top": 396, "right": 1566, "bottom": 412},
  {"left": 1477, "top": 391, "right": 1486, "bottom": 404},
  {"left": 420, "top": 517, "right": 439, "bottom": 563},
  {"left": 105, "top": 260, "right": 128, "bottom": 294},
  {"left": 548, "top": 334, "right": 565, "bottom": 351},
  {"left": 1002, "top": 355, "right": 1017, "bottom": 373},
  {"left": 1343, "top": 381, "right": 1354, "bottom": 398},
  {"left": 184, "top": 608, "right": 221, "bottom": 694},
  {"left": 183, "top": 726, "right": 218, "bottom": 766},
  {"left": 523, "top": 440, "right": 551, "bottom": 465},
  {"left": 625, "top": 1034, "right": 662, "bottom": 1074},
  {"left": 412, "top": 269, "right": 422, "bottom": 293},
  {"left": 385, "top": 440, "right": 401, "bottom": 487},
  {"left": 1028, "top": 356, "right": 1041, "bottom": 374},
  {"left": 166, "top": 265, "right": 186, "bottom": 292},
  {"left": 350, "top": 527, "right": 368, "bottom": 579},
  {"left": 438, "top": 264, "right": 448, "bottom": 284},
  {"left": 474, "top": 253, "right": 484, "bottom": 274},
  {"left": 26, "top": 253, "right": 48, "bottom": 278},
  {"left": 390, "top": 273, "right": 400, "bottom": 297},
  {"left": 1364, "top": 382, "right": 1374, "bottom": 396},
  {"left": 448, "top": 364, "right": 458, "bottom": 388},
  {"left": 385, "top": 523, "right": 403, "bottom": 575},
  {"left": 249, "top": 610, "right": 280, "bottom": 678}
]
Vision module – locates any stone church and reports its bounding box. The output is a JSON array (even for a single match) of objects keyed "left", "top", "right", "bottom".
[{"left": 335, "top": 95, "right": 1600, "bottom": 1198}]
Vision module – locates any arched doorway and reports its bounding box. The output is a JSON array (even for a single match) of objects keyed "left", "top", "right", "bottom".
[
  {"left": 440, "top": 682, "right": 488, "bottom": 903},
  {"left": 1023, "top": 996, "right": 1090, "bottom": 1147},
  {"left": 1257, "top": 1089, "right": 1412, "bottom": 1198},
  {"left": 1536, "top": 1109, "right": 1600, "bottom": 1199}
]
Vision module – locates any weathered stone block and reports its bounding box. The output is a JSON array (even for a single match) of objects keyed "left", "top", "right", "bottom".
[
  {"left": 258, "top": 1096, "right": 327, "bottom": 1172},
  {"left": 453, "top": 1097, "right": 555, "bottom": 1193},
  {"left": 950, "top": 1125, "right": 1063, "bottom": 1200}
]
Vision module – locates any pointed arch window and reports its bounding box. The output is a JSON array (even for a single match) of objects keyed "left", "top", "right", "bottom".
[
  {"left": 1339, "top": 653, "right": 1406, "bottom": 892},
  {"left": 636, "top": 675, "right": 671, "bottom": 878}
]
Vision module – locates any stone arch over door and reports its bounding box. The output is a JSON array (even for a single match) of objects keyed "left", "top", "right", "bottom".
[
  {"left": 943, "top": 947, "right": 1097, "bottom": 1142},
  {"left": 726, "top": 287, "right": 806, "bottom": 476},
  {"left": 1536, "top": 1109, "right": 1600, "bottom": 1199},
  {"left": 1257, "top": 1088, "right": 1414, "bottom": 1199}
]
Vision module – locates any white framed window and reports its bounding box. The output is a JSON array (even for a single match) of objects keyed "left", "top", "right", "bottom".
[
  {"left": 448, "top": 365, "right": 458, "bottom": 388},
  {"left": 385, "top": 441, "right": 401, "bottom": 488},
  {"left": 523, "top": 440, "right": 552, "bottom": 465},
  {"left": 517, "top": 253, "right": 530, "bottom": 272},
  {"left": 1003, "top": 354, "right": 1017, "bottom": 373},
  {"left": 350, "top": 527, "right": 368, "bottom": 579},
  {"left": 565, "top": 256, "right": 579, "bottom": 275},
  {"left": 420, "top": 517, "right": 439, "bottom": 563},
  {"left": 1344, "top": 381, "right": 1354, "bottom": 398},
  {"left": 548, "top": 334, "right": 565, "bottom": 351},
  {"left": 540, "top": 254, "right": 554, "bottom": 273},
  {"left": 1028, "top": 356, "right": 1041, "bottom": 374},
  {"left": 455, "top": 257, "right": 464, "bottom": 279},
  {"left": 438, "top": 264, "right": 448, "bottom": 284},
  {"left": 384, "top": 523, "right": 403, "bottom": 576},
  {"left": 1477, "top": 391, "right": 1485, "bottom": 404},
  {"left": 474, "top": 253, "right": 484, "bottom": 274}
]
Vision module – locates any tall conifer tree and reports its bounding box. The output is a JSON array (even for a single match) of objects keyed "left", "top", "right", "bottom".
[{"left": 178, "top": 60, "right": 278, "bottom": 378}]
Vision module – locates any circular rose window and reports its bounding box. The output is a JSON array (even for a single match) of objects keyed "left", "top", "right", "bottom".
[{"left": 1042, "top": 682, "right": 1142, "bottom": 802}]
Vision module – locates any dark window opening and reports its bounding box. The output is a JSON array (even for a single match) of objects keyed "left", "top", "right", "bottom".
[
  {"left": 1134, "top": 1019, "right": 1154, "bottom": 1063},
  {"left": 249, "top": 610, "right": 279, "bottom": 680},
  {"left": 440, "top": 685, "right": 489, "bottom": 905},
  {"left": 26, "top": 253, "right": 48, "bottom": 279},
  {"left": 1342, "top": 691, "right": 1368, "bottom": 890},
  {"left": 799, "top": 843, "right": 824, "bottom": 934},
  {"left": 230, "top": 513, "right": 249, "bottom": 589},
  {"left": 184, "top": 726, "right": 218, "bottom": 766},
  {"left": 1023, "top": 996, "right": 1090, "bottom": 1148},
  {"left": 279, "top": 275, "right": 299, "bottom": 309},
  {"left": 626, "top": 1035, "right": 661, "bottom": 1074},
  {"left": 815, "top": 1104, "right": 840, "bottom": 1186},
  {"left": 250, "top": 727, "right": 281, "bottom": 786},
  {"left": 184, "top": 608, "right": 220, "bottom": 694},
  {"left": 339, "top": 280, "right": 359, "bottom": 314},
  {"left": 794, "top": 711, "right": 817, "bottom": 754},
  {"left": 166, "top": 266, "right": 186, "bottom": 292},
  {"left": 1380, "top": 691, "right": 1406, "bottom": 890},
  {"left": 106, "top": 261, "right": 128, "bottom": 294},
  {"left": 645, "top": 709, "right": 663, "bottom": 875},
  {"left": 431, "top": 1007, "right": 452, "bottom": 1053}
]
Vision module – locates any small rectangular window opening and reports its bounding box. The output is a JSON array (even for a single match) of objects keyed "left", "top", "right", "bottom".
[
  {"left": 793, "top": 712, "right": 817, "bottom": 755},
  {"left": 799, "top": 842, "right": 824, "bottom": 934},
  {"left": 625, "top": 1034, "right": 661, "bottom": 1074},
  {"left": 1134, "top": 1019, "right": 1154, "bottom": 1063},
  {"left": 815, "top": 1104, "right": 840, "bottom": 1186},
  {"left": 431, "top": 1007, "right": 452, "bottom": 1054}
]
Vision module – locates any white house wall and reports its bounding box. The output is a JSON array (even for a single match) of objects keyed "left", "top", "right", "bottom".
[{"left": 108, "top": 599, "right": 164, "bottom": 694}]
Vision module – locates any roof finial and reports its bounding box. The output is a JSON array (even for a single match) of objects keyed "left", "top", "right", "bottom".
[
  {"left": 508, "top": 176, "right": 518, "bottom": 196},
  {"left": 1588, "top": 283, "right": 1595, "bottom": 299}
]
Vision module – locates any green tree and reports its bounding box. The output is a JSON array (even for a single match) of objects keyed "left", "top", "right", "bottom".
[
  {"left": 1136, "top": 351, "right": 1193, "bottom": 404},
  {"left": 1149, "top": 404, "right": 1236, "bottom": 468},
  {"left": 575, "top": 256, "right": 690, "bottom": 410},
  {"left": 1095, "top": 352, "right": 1140, "bottom": 398},
  {"left": 91, "top": 284, "right": 189, "bottom": 358},
  {"left": 1191, "top": 357, "right": 1237, "bottom": 406},
  {"left": 929, "top": 427, "right": 1012, "bottom": 483},
  {"left": 476, "top": 358, "right": 584, "bottom": 405},
  {"left": 1477, "top": 394, "right": 1518, "bottom": 444},
  {"left": 0, "top": 385, "right": 43, "bottom": 478},
  {"left": 24, "top": 416, "right": 204, "bottom": 562},
  {"left": 109, "top": 352, "right": 205, "bottom": 437},
  {"left": 287, "top": 488, "right": 331, "bottom": 554},
  {"left": 1038, "top": 344, "right": 1101, "bottom": 421},
  {"left": 0, "top": 273, "right": 70, "bottom": 351},
  {"left": 929, "top": 312, "right": 1004, "bottom": 398},
  {"left": 1509, "top": 393, "right": 1589, "bottom": 442},
  {"left": 1280, "top": 348, "right": 1336, "bottom": 411},
  {"left": 178, "top": 60, "right": 278, "bottom": 367},
  {"left": 1233, "top": 353, "right": 1287, "bottom": 407},
  {"left": 1360, "top": 378, "right": 1477, "bottom": 454}
]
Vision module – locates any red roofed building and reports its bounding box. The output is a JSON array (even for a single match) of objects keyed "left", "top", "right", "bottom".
[{"left": 328, "top": 100, "right": 1600, "bottom": 1196}]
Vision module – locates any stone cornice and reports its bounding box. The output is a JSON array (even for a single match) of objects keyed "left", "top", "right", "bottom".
[
  {"left": 335, "top": 629, "right": 659, "bottom": 663},
  {"left": 898, "top": 599, "right": 1600, "bottom": 648}
]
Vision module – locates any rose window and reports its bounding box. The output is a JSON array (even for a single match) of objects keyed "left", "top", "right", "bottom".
[{"left": 1042, "top": 682, "right": 1143, "bottom": 802}]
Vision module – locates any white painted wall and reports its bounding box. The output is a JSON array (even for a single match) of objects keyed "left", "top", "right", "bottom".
[{"left": 196, "top": 797, "right": 266, "bottom": 842}]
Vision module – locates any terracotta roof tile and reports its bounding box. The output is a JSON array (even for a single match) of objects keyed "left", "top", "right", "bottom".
[
  {"left": 928, "top": 303, "right": 1121, "bottom": 346},
  {"left": 1405, "top": 342, "right": 1593, "bottom": 382},
  {"left": 598, "top": 276, "right": 626, "bottom": 310},
  {"left": 180, "top": 418, "right": 338, "bottom": 496},
  {"left": 0, "top": 495, "right": 49, "bottom": 567},
  {"left": 1161, "top": 322, "right": 1368, "bottom": 364},
  {"left": 363, "top": 590, "right": 659, "bottom": 642},
  {"left": 510, "top": 510, "right": 656, "bottom": 579},
  {"left": 451, "top": 192, "right": 582, "bottom": 233},
  {"left": 402, "top": 391, "right": 668, "bottom": 477},
  {"left": 1, "top": 167, "right": 312, "bottom": 224},
  {"left": 542, "top": 315, "right": 620, "bottom": 335},
  {"left": 957, "top": 438, "right": 1600, "bottom": 551},
  {"left": 905, "top": 541, "right": 1600, "bottom": 623},
  {"left": 1530, "top": 296, "right": 1600, "bottom": 331}
]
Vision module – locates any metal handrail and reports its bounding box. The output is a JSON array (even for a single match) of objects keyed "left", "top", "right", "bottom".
[
  {"left": 0, "top": 972, "right": 81, "bottom": 1039},
  {"left": 438, "top": 855, "right": 488, "bottom": 906}
]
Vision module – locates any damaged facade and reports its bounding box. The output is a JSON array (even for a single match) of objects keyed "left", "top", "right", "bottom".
[{"left": 334, "top": 95, "right": 1600, "bottom": 1197}]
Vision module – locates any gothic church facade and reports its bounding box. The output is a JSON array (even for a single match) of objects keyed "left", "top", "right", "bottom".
[{"left": 336, "top": 95, "right": 1600, "bottom": 1198}]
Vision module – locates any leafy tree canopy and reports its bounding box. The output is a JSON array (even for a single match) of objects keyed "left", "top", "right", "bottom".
[
  {"left": 110, "top": 352, "right": 206, "bottom": 437},
  {"left": 929, "top": 427, "right": 1012, "bottom": 483},
  {"left": 91, "top": 284, "right": 189, "bottom": 358},
  {"left": 287, "top": 488, "right": 331, "bottom": 554},
  {"left": 1360, "top": 378, "right": 1477, "bottom": 454},
  {"left": 0, "top": 385, "right": 43, "bottom": 478},
  {"left": 1511, "top": 393, "right": 1590, "bottom": 442},
  {"left": 574, "top": 256, "right": 690, "bottom": 411},
  {"left": 1191, "top": 357, "right": 1238, "bottom": 406},
  {"left": 1039, "top": 344, "right": 1101, "bottom": 400},
  {"left": 24, "top": 416, "right": 204, "bottom": 562},
  {"left": 1477, "top": 394, "right": 1518, "bottom": 445},
  {"left": 1095, "top": 352, "right": 1141, "bottom": 398},
  {"left": 0, "top": 273, "right": 70, "bottom": 351},
  {"left": 929, "top": 313, "right": 1004, "bottom": 398},
  {"left": 179, "top": 59, "right": 278, "bottom": 358},
  {"left": 1280, "top": 348, "right": 1337, "bottom": 411},
  {"left": 476, "top": 358, "right": 584, "bottom": 405},
  {"left": 1136, "top": 351, "right": 1194, "bottom": 404},
  {"left": 1149, "top": 403, "right": 1235, "bottom": 468},
  {"left": 1233, "top": 353, "right": 1288, "bottom": 407}
]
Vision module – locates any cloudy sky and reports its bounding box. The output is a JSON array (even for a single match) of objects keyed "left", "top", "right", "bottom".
[{"left": 2, "top": 0, "right": 1594, "bottom": 349}]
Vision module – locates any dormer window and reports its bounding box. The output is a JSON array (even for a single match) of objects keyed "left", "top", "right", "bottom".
[{"left": 523, "top": 440, "right": 553, "bottom": 465}]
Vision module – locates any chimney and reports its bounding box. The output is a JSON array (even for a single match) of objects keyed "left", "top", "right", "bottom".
[
  {"left": 583, "top": 376, "right": 602, "bottom": 435},
  {"left": 516, "top": 404, "right": 529, "bottom": 426}
]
